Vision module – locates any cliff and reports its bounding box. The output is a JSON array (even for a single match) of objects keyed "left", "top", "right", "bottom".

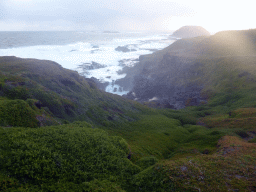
[{"left": 122, "top": 29, "right": 256, "bottom": 109}]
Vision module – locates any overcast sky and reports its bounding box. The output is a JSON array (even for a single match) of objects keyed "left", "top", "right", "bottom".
[{"left": 0, "top": 0, "right": 255, "bottom": 33}]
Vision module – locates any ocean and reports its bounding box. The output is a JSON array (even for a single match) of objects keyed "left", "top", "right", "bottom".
[{"left": 0, "top": 31, "right": 175, "bottom": 95}]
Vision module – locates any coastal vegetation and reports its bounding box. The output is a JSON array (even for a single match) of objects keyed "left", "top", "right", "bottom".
[{"left": 1, "top": 29, "right": 256, "bottom": 191}]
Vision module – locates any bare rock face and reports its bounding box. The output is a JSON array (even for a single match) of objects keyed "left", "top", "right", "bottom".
[
  {"left": 121, "top": 35, "right": 211, "bottom": 108},
  {"left": 171, "top": 26, "right": 211, "bottom": 38},
  {"left": 85, "top": 77, "right": 109, "bottom": 91},
  {"left": 130, "top": 54, "right": 206, "bottom": 109}
]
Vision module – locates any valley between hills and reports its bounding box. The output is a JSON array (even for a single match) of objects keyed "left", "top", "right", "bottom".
[{"left": 0, "top": 28, "right": 256, "bottom": 191}]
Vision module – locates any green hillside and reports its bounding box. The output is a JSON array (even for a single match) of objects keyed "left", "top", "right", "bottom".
[
  {"left": 0, "top": 56, "right": 146, "bottom": 127},
  {"left": 1, "top": 29, "right": 256, "bottom": 191}
]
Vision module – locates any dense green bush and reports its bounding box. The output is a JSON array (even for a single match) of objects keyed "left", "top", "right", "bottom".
[
  {"left": 136, "top": 156, "right": 158, "bottom": 169},
  {"left": 0, "top": 123, "right": 140, "bottom": 191},
  {"left": 131, "top": 165, "right": 175, "bottom": 192},
  {"left": 0, "top": 99, "right": 39, "bottom": 127},
  {"left": 2, "top": 85, "right": 31, "bottom": 100}
]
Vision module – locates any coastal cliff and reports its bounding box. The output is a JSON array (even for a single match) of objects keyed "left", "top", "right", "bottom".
[{"left": 122, "top": 29, "right": 256, "bottom": 109}]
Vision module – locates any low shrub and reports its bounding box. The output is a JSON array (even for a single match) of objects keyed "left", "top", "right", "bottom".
[
  {"left": 136, "top": 156, "right": 158, "bottom": 169},
  {"left": 0, "top": 99, "right": 39, "bottom": 127},
  {"left": 0, "top": 123, "right": 140, "bottom": 191}
]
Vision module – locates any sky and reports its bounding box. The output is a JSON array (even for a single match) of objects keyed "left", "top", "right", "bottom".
[{"left": 0, "top": 0, "right": 255, "bottom": 33}]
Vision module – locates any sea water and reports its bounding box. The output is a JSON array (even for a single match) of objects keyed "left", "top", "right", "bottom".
[{"left": 0, "top": 31, "right": 175, "bottom": 95}]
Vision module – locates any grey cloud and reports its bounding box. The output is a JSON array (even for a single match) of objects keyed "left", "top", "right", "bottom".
[{"left": 0, "top": 0, "right": 196, "bottom": 31}]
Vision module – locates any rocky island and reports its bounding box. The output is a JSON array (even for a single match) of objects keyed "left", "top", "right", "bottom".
[{"left": 171, "top": 25, "right": 211, "bottom": 38}]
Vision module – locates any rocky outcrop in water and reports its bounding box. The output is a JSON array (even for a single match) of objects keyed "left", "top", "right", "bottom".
[
  {"left": 78, "top": 61, "right": 107, "bottom": 70},
  {"left": 115, "top": 46, "right": 136, "bottom": 52}
]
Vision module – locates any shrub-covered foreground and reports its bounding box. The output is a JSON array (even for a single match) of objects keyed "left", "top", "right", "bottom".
[
  {"left": 0, "top": 113, "right": 232, "bottom": 191},
  {"left": 106, "top": 114, "right": 222, "bottom": 162},
  {"left": 132, "top": 136, "right": 256, "bottom": 192},
  {"left": 0, "top": 122, "right": 140, "bottom": 191}
]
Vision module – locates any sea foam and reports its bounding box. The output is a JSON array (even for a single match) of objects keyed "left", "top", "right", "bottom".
[{"left": 0, "top": 33, "right": 175, "bottom": 95}]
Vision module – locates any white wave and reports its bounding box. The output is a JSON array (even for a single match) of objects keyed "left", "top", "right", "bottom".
[
  {"left": 105, "top": 83, "right": 129, "bottom": 95},
  {"left": 0, "top": 33, "right": 174, "bottom": 95}
]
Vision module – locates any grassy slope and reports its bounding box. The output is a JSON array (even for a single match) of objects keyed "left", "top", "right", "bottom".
[
  {"left": 0, "top": 56, "right": 146, "bottom": 127},
  {"left": 1, "top": 29, "right": 256, "bottom": 191},
  {"left": 130, "top": 29, "right": 256, "bottom": 191}
]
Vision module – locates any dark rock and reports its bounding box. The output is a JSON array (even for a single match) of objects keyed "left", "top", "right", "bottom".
[
  {"left": 78, "top": 61, "right": 107, "bottom": 70},
  {"left": 85, "top": 77, "right": 108, "bottom": 91},
  {"left": 115, "top": 76, "right": 133, "bottom": 92},
  {"left": 202, "top": 149, "right": 210, "bottom": 154},
  {"left": 35, "top": 101, "right": 42, "bottom": 109},
  {"left": 115, "top": 46, "right": 136, "bottom": 52},
  {"left": 163, "top": 100, "right": 175, "bottom": 109},
  {"left": 108, "top": 116, "right": 114, "bottom": 121},
  {"left": 18, "top": 82, "right": 26, "bottom": 86},
  {"left": 122, "top": 91, "right": 136, "bottom": 100},
  {"left": 92, "top": 45, "right": 99, "bottom": 48}
]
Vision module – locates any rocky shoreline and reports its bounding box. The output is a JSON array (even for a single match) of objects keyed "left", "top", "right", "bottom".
[{"left": 88, "top": 40, "right": 208, "bottom": 109}]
